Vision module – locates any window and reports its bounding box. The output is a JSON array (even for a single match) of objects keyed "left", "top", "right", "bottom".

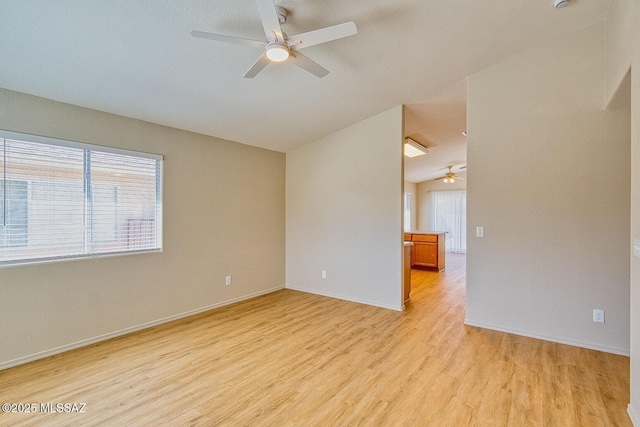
[
  {"left": 0, "top": 180, "right": 28, "bottom": 248},
  {"left": 403, "top": 192, "right": 411, "bottom": 232},
  {"left": 0, "top": 130, "right": 163, "bottom": 266},
  {"left": 430, "top": 190, "right": 466, "bottom": 253}
]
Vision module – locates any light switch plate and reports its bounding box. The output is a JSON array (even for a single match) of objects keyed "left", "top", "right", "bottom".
[
  {"left": 476, "top": 227, "right": 484, "bottom": 238},
  {"left": 634, "top": 239, "right": 640, "bottom": 258},
  {"left": 593, "top": 309, "right": 605, "bottom": 323}
]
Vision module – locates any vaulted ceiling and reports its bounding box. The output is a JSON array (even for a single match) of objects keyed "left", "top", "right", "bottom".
[{"left": 0, "top": 1, "right": 611, "bottom": 182}]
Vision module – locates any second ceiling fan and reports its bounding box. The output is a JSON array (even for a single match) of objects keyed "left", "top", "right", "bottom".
[
  {"left": 434, "top": 166, "right": 466, "bottom": 184},
  {"left": 192, "top": 0, "right": 357, "bottom": 78}
]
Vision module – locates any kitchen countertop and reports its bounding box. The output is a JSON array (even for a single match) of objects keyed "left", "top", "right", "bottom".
[
  {"left": 405, "top": 230, "right": 447, "bottom": 235},
  {"left": 404, "top": 241, "right": 414, "bottom": 246}
]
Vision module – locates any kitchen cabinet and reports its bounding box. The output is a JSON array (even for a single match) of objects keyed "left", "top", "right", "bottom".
[
  {"left": 404, "top": 232, "right": 446, "bottom": 271},
  {"left": 404, "top": 242, "right": 412, "bottom": 302}
]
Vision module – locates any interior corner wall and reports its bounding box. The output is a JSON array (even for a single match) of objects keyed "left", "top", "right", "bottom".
[
  {"left": 0, "top": 88, "right": 286, "bottom": 369},
  {"left": 286, "top": 106, "right": 404, "bottom": 311},
  {"left": 466, "top": 22, "right": 631, "bottom": 355},
  {"left": 606, "top": 0, "right": 640, "bottom": 422},
  {"left": 605, "top": 0, "right": 635, "bottom": 104}
]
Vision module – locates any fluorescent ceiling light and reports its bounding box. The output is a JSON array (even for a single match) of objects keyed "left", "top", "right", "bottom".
[{"left": 404, "top": 138, "right": 428, "bottom": 158}]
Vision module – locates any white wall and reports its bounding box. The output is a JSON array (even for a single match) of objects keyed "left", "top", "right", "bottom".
[
  {"left": 466, "top": 23, "right": 631, "bottom": 355},
  {"left": 416, "top": 171, "right": 466, "bottom": 230},
  {"left": 0, "top": 88, "right": 286, "bottom": 369},
  {"left": 286, "top": 106, "right": 404, "bottom": 311},
  {"left": 605, "top": 0, "right": 639, "bottom": 422}
]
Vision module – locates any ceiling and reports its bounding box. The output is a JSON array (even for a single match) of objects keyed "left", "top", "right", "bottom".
[{"left": 0, "top": 0, "right": 611, "bottom": 183}]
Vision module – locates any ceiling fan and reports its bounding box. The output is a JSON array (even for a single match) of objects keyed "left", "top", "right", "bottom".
[
  {"left": 191, "top": 0, "right": 357, "bottom": 78},
  {"left": 434, "top": 166, "right": 466, "bottom": 183}
]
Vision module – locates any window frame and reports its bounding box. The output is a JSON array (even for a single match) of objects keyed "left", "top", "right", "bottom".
[{"left": 0, "top": 130, "right": 163, "bottom": 267}]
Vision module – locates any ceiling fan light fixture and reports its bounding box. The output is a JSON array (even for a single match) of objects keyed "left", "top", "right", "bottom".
[{"left": 266, "top": 43, "right": 290, "bottom": 62}]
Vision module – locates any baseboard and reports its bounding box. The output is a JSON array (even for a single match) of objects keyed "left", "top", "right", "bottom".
[
  {"left": 286, "top": 285, "right": 403, "bottom": 312},
  {"left": 464, "top": 319, "right": 630, "bottom": 357},
  {"left": 629, "top": 404, "right": 639, "bottom": 426},
  {"left": 0, "top": 285, "right": 285, "bottom": 371}
]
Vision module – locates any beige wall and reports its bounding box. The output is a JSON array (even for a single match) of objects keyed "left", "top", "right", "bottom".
[
  {"left": 606, "top": 0, "right": 639, "bottom": 422},
  {"left": 0, "top": 88, "right": 286, "bottom": 369},
  {"left": 605, "top": 0, "right": 634, "bottom": 104},
  {"left": 286, "top": 106, "right": 404, "bottom": 311},
  {"left": 631, "top": 56, "right": 640, "bottom": 427},
  {"left": 416, "top": 172, "right": 466, "bottom": 230},
  {"left": 466, "top": 23, "right": 631, "bottom": 355}
]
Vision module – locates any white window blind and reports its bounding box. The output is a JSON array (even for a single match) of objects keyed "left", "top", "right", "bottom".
[
  {"left": 0, "top": 130, "right": 163, "bottom": 266},
  {"left": 403, "top": 192, "right": 411, "bottom": 232},
  {"left": 430, "top": 190, "right": 466, "bottom": 253}
]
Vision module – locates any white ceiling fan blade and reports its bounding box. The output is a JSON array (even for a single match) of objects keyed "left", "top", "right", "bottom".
[
  {"left": 243, "top": 53, "right": 270, "bottom": 78},
  {"left": 289, "top": 52, "right": 329, "bottom": 78},
  {"left": 288, "top": 22, "right": 357, "bottom": 50},
  {"left": 256, "top": 0, "right": 284, "bottom": 42},
  {"left": 191, "top": 30, "right": 264, "bottom": 48}
]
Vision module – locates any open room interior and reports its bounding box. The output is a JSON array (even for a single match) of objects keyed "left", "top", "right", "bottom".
[
  {"left": 1, "top": 0, "right": 639, "bottom": 425},
  {"left": 1, "top": 254, "right": 631, "bottom": 425}
]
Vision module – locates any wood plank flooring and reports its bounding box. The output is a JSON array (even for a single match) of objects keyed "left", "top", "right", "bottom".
[{"left": 0, "top": 254, "right": 631, "bottom": 426}]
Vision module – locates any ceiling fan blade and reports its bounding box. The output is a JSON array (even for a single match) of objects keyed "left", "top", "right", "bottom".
[
  {"left": 433, "top": 176, "right": 447, "bottom": 181},
  {"left": 289, "top": 51, "right": 329, "bottom": 78},
  {"left": 256, "top": 0, "right": 284, "bottom": 42},
  {"left": 191, "top": 30, "right": 264, "bottom": 48},
  {"left": 243, "top": 53, "right": 270, "bottom": 78},
  {"left": 288, "top": 21, "right": 357, "bottom": 50}
]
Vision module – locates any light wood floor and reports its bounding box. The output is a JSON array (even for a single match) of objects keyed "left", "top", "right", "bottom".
[{"left": 0, "top": 254, "right": 630, "bottom": 426}]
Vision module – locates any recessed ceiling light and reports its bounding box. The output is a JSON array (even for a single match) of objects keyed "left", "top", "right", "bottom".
[{"left": 553, "top": 0, "right": 570, "bottom": 8}]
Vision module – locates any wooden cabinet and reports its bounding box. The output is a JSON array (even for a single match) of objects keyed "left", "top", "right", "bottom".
[
  {"left": 404, "top": 232, "right": 446, "bottom": 271},
  {"left": 403, "top": 243, "right": 412, "bottom": 302}
]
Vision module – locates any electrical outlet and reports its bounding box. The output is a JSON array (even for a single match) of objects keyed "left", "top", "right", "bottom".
[
  {"left": 321, "top": 270, "right": 327, "bottom": 279},
  {"left": 593, "top": 309, "right": 605, "bottom": 323},
  {"left": 225, "top": 276, "right": 232, "bottom": 286}
]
